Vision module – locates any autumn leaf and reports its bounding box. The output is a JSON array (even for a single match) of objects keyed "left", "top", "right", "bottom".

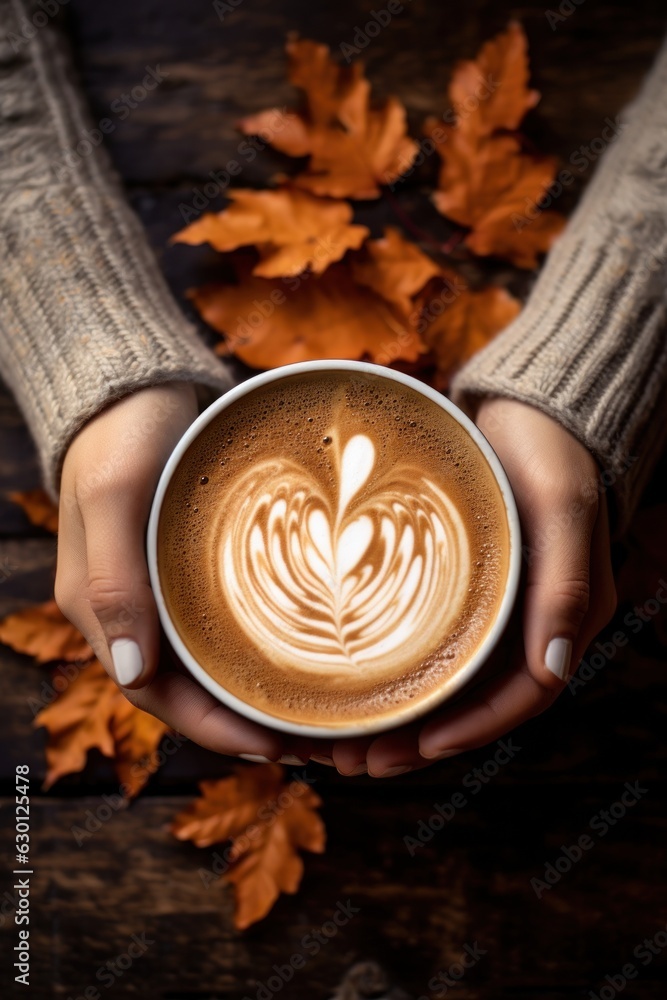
[
  {"left": 428, "top": 23, "right": 565, "bottom": 268},
  {"left": 171, "top": 765, "right": 325, "bottom": 929},
  {"left": 9, "top": 489, "right": 59, "bottom": 533},
  {"left": 172, "top": 188, "right": 369, "bottom": 278},
  {"left": 421, "top": 282, "right": 521, "bottom": 390},
  {"left": 349, "top": 227, "right": 441, "bottom": 318},
  {"left": 34, "top": 658, "right": 168, "bottom": 795},
  {"left": 449, "top": 21, "right": 539, "bottom": 136},
  {"left": 189, "top": 254, "right": 427, "bottom": 368},
  {"left": 237, "top": 37, "right": 418, "bottom": 199},
  {"left": 0, "top": 599, "right": 92, "bottom": 663}
]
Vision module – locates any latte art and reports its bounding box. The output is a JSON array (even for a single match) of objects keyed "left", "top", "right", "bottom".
[
  {"left": 157, "top": 369, "right": 511, "bottom": 731},
  {"left": 218, "top": 435, "right": 471, "bottom": 675}
]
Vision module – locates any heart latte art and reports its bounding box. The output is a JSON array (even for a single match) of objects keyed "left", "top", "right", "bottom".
[
  {"left": 219, "top": 435, "right": 471, "bottom": 675},
  {"left": 158, "top": 370, "right": 510, "bottom": 731}
]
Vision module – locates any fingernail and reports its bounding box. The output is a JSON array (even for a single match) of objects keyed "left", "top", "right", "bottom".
[
  {"left": 279, "top": 754, "right": 308, "bottom": 766},
  {"left": 545, "top": 637, "right": 572, "bottom": 681},
  {"left": 239, "top": 754, "right": 272, "bottom": 763},
  {"left": 311, "top": 755, "right": 335, "bottom": 766},
  {"left": 420, "top": 748, "right": 463, "bottom": 761},
  {"left": 341, "top": 762, "right": 368, "bottom": 776},
  {"left": 111, "top": 638, "right": 143, "bottom": 686},
  {"left": 375, "top": 765, "right": 412, "bottom": 778}
]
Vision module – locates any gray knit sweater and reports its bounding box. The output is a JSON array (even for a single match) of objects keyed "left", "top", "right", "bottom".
[{"left": 1, "top": 1, "right": 666, "bottom": 531}]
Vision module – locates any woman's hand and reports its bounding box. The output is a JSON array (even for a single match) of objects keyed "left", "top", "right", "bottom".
[
  {"left": 55, "top": 384, "right": 299, "bottom": 764},
  {"left": 329, "top": 398, "right": 618, "bottom": 777}
]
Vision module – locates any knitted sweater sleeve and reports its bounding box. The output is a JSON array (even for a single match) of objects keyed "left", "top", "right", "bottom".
[
  {"left": 451, "top": 37, "right": 667, "bottom": 532},
  {"left": 0, "top": 0, "right": 234, "bottom": 497}
]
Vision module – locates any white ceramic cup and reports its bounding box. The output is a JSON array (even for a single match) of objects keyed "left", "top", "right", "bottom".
[{"left": 147, "top": 360, "right": 521, "bottom": 738}]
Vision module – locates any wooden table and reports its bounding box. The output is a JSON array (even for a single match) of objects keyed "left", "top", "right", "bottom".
[{"left": 1, "top": 0, "right": 666, "bottom": 996}]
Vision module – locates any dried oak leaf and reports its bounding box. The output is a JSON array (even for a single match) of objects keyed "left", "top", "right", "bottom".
[
  {"left": 449, "top": 21, "right": 539, "bottom": 136},
  {"left": 349, "top": 227, "right": 441, "bottom": 318},
  {"left": 34, "top": 658, "right": 168, "bottom": 795},
  {"left": 427, "top": 23, "right": 565, "bottom": 268},
  {"left": 189, "top": 254, "right": 427, "bottom": 368},
  {"left": 422, "top": 283, "right": 521, "bottom": 390},
  {"left": 0, "top": 599, "right": 92, "bottom": 663},
  {"left": 172, "top": 188, "right": 369, "bottom": 278},
  {"left": 9, "top": 489, "right": 59, "bottom": 533},
  {"left": 237, "top": 38, "right": 418, "bottom": 199},
  {"left": 171, "top": 765, "right": 325, "bottom": 929}
]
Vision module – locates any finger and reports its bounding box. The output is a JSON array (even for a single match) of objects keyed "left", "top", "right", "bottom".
[
  {"left": 331, "top": 737, "right": 373, "bottom": 775},
  {"left": 520, "top": 482, "right": 598, "bottom": 692},
  {"left": 570, "top": 494, "right": 617, "bottom": 667},
  {"left": 418, "top": 652, "right": 556, "bottom": 760},
  {"left": 123, "top": 670, "right": 284, "bottom": 760},
  {"left": 82, "top": 493, "right": 159, "bottom": 689},
  {"left": 365, "top": 723, "right": 427, "bottom": 777}
]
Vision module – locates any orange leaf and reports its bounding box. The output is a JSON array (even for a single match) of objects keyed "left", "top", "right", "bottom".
[
  {"left": 428, "top": 24, "right": 565, "bottom": 268},
  {"left": 34, "top": 659, "right": 168, "bottom": 795},
  {"left": 171, "top": 765, "right": 325, "bottom": 929},
  {"left": 0, "top": 599, "right": 92, "bottom": 663},
  {"left": 189, "top": 255, "right": 427, "bottom": 369},
  {"left": 238, "top": 38, "right": 418, "bottom": 199},
  {"left": 9, "top": 489, "right": 59, "bottom": 533},
  {"left": 449, "top": 21, "right": 539, "bottom": 136},
  {"left": 349, "top": 227, "right": 441, "bottom": 318},
  {"left": 422, "top": 283, "right": 521, "bottom": 390},
  {"left": 172, "top": 188, "right": 368, "bottom": 277}
]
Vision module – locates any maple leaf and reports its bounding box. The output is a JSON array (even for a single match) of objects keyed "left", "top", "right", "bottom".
[
  {"left": 449, "top": 21, "right": 539, "bottom": 136},
  {"left": 428, "top": 24, "right": 565, "bottom": 268},
  {"left": 0, "top": 599, "right": 92, "bottom": 663},
  {"left": 189, "top": 254, "right": 427, "bottom": 368},
  {"left": 34, "top": 658, "right": 168, "bottom": 795},
  {"left": 172, "top": 188, "right": 369, "bottom": 278},
  {"left": 421, "top": 282, "right": 521, "bottom": 390},
  {"left": 9, "top": 489, "right": 59, "bottom": 533},
  {"left": 237, "top": 37, "right": 418, "bottom": 199},
  {"left": 171, "top": 765, "right": 325, "bottom": 929},
  {"left": 349, "top": 227, "right": 441, "bottom": 318}
]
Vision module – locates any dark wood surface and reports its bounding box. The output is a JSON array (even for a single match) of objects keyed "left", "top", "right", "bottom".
[{"left": 1, "top": 0, "right": 667, "bottom": 997}]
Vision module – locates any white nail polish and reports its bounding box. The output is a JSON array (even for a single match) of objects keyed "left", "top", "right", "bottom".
[
  {"left": 311, "top": 755, "right": 335, "bottom": 766},
  {"left": 111, "top": 638, "right": 143, "bottom": 686},
  {"left": 545, "top": 637, "right": 573, "bottom": 681},
  {"left": 279, "top": 754, "right": 307, "bottom": 766},
  {"left": 239, "top": 754, "right": 272, "bottom": 763},
  {"left": 377, "top": 765, "right": 412, "bottom": 778},
  {"left": 421, "top": 748, "right": 463, "bottom": 761}
]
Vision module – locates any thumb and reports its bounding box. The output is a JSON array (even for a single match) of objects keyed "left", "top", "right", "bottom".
[
  {"left": 521, "top": 489, "right": 597, "bottom": 691},
  {"left": 84, "top": 499, "right": 159, "bottom": 689}
]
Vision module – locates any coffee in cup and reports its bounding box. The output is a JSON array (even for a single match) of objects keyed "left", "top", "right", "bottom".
[{"left": 148, "top": 361, "right": 520, "bottom": 737}]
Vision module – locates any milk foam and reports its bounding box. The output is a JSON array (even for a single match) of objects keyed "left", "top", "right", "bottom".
[{"left": 219, "top": 433, "right": 471, "bottom": 675}]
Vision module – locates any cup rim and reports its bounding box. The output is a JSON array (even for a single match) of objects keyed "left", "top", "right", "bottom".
[{"left": 147, "top": 359, "right": 521, "bottom": 738}]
